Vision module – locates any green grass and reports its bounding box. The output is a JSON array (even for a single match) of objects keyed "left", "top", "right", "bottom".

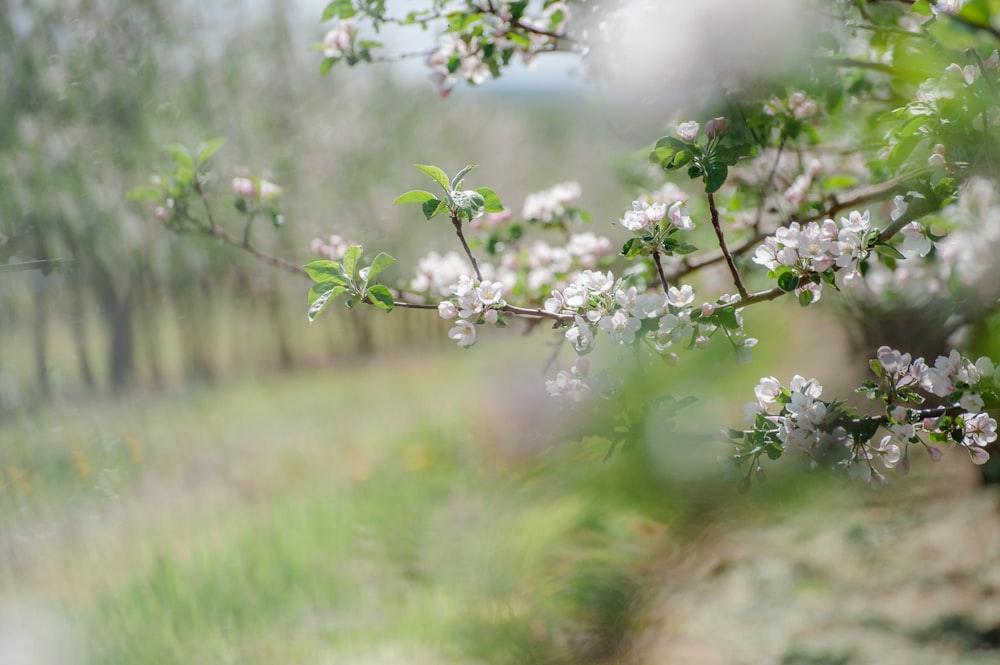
[
  {"left": 0, "top": 339, "right": 684, "bottom": 664},
  {"left": 0, "top": 304, "right": 902, "bottom": 664}
]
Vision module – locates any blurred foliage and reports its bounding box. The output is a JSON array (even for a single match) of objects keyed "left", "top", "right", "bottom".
[{"left": 0, "top": 0, "right": 633, "bottom": 411}]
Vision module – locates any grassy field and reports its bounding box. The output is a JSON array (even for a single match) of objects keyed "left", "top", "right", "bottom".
[{"left": 2, "top": 311, "right": 999, "bottom": 665}]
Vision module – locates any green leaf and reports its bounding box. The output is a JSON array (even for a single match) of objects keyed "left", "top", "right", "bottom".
[
  {"left": 303, "top": 260, "right": 348, "bottom": 284},
  {"left": 307, "top": 284, "right": 347, "bottom": 323},
  {"left": 717, "top": 307, "right": 740, "bottom": 330},
  {"left": 621, "top": 238, "right": 642, "bottom": 258},
  {"left": 422, "top": 198, "right": 446, "bottom": 220},
  {"left": 126, "top": 186, "right": 162, "bottom": 202},
  {"left": 341, "top": 245, "right": 363, "bottom": 281},
  {"left": 704, "top": 162, "right": 728, "bottom": 194},
  {"left": 777, "top": 271, "right": 800, "bottom": 292},
  {"left": 366, "top": 284, "right": 394, "bottom": 312},
  {"left": 798, "top": 290, "right": 814, "bottom": 307},
  {"left": 450, "top": 164, "right": 477, "bottom": 190},
  {"left": 888, "top": 135, "right": 923, "bottom": 172},
  {"left": 393, "top": 190, "right": 438, "bottom": 205},
  {"left": 413, "top": 164, "right": 450, "bottom": 191},
  {"left": 365, "top": 252, "right": 396, "bottom": 282},
  {"left": 474, "top": 187, "right": 504, "bottom": 212},
  {"left": 196, "top": 138, "right": 225, "bottom": 165},
  {"left": 821, "top": 175, "right": 859, "bottom": 189},
  {"left": 322, "top": 0, "right": 356, "bottom": 21},
  {"left": 452, "top": 189, "right": 486, "bottom": 220},
  {"left": 167, "top": 144, "right": 195, "bottom": 171},
  {"left": 320, "top": 57, "right": 338, "bottom": 76},
  {"left": 874, "top": 243, "right": 906, "bottom": 260}
]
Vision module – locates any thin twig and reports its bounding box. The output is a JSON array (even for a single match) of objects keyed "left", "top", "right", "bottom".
[
  {"left": 754, "top": 135, "right": 787, "bottom": 232},
  {"left": 708, "top": 192, "right": 749, "bottom": 299},
  {"left": 652, "top": 251, "right": 670, "bottom": 292},
  {"left": 451, "top": 212, "right": 483, "bottom": 281},
  {"left": 242, "top": 212, "right": 256, "bottom": 248}
]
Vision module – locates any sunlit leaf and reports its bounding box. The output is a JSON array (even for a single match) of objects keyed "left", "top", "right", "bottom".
[
  {"left": 126, "top": 186, "right": 162, "bottom": 202},
  {"left": 365, "top": 252, "right": 396, "bottom": 283},
  {"left": 413, "top": 163, "right": 450, "bottom": 191},
  {"left": 366, "top": 284, "right": 394, "bottom": 311},
  {"left": 474, "top": 187, "right": 503, "bottom": 213},
  {"left": 307, "top": 284, "right": 347, "bottom": 322},
  {"left": 393, "top": 190, "right": 438, "bottom": 205},
  {"left": 196, "top": 138, "right": 225, "bottom": 165}
]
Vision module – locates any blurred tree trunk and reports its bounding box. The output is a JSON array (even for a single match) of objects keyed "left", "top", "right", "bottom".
[
  {"left": 94, "top": 267, "right": 135, "bottom": 393},
  {"left": 30, "top": 223, "right": 51, "bottom": 399},
  {"left": 180, "top": 281, "right": 216, "bottom": 384},
  {"left": 60, "top": 228, "right": 96, "bottom": 390}
]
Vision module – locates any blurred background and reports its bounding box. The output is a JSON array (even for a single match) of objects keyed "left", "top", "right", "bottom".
[{"left": 2, "top": 1, "right": 999, "bottom": 664}]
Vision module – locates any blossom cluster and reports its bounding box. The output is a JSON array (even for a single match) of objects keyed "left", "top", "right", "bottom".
[
  {"left": 542, "top": 270, "right": 756, "bottom": 373},
  {"left": 310, "top": 233, "right": 354, "bottom": 261},
  {"left": 737, "top": 346, "right": 998, "bottom": 488},
  {"left": 762, "top": 90, "right": 820, "bottom": 120},
  {"left": 521, "top": 181, "right": 582, "bottom": 223},
  {"left": 322, "top": 19, "right": 357, "bottom": 59},
  {"left": 437, "top": 275, "right": 508, "bottom": 347},
  {"left": 752, "top": 209, "right": 880, "bottom": 300},
  {"left": 619, "top": 199, "right": 693, "bottom": 233},
  {"left": 232, "top": 176, "right": 281, "bottom": 200},
  {"left": 425, "top": 2, "right": 571, "bottom": 96}
]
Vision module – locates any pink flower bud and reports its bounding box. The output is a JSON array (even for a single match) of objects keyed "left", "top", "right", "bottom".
[
  {"left": 676, "top": 121, "right": 700, "bottom": 142},
  {"left": 922, "top": 418, "right": 939, "bottom": 431},
  {"left": 895, "top": 458, "right": 910, "bottom": 476},
  {"left": 232, "top": 177, "right": 256, "bottom": 197},
  {"left": 574, "top": 357, "right": 590, "bottom": 375},
  {"left": 870, "top": 470, "right": 887, "bottom": 489},
  {"left": 927, "top": 446, "right": 944, "bottom": 462},
  {"left": 701, "top": 302, "right": 715, "bottom": 317},
  {"left": 705, "top": 117, "right": 729, "bottom": 139},
  {"left": 438, "top": 301, "right": 458, "bottom": 319},
  {"left": 484, "top": 309, "right": 499, "bottom": 325},
  {"left": 154, "top": 206, "right": 168, "bottom": 222},
  {"left": 695, "top": 335, "right": 710, "bottom": 348}
]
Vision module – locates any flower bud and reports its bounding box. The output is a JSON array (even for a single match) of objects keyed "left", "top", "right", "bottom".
[
  {"left": 895, "top": 458, "right": 910, "bottom": 476},
  {"left": 927, "top": 446, "right": 944, "bottom": 462},
  {"left": 700, "top": 302, "right": 715, "bottom": 317},
  {"left": 483, "top": 308, "right": 499, "bottom": 325},
  {"left": 438, "top": 301, "right": 458, "bottom": 319},
  {"left": 695, "top": 335, "right": 710, "bottom": 348},
  {"left": 232, "top": 177, "right": 256, "bottom": 197},
  {"left": 154, "top": 206, "right": 168, "bottom": 223},
  {"left": 676, "top": 120, "right": 700, "bottom": 142},
  {"left": 870, "top": 470, "right": 887, "bottom": 489},
  {"left": 705, "top": 117, "right": 729, "bottom": 139}
]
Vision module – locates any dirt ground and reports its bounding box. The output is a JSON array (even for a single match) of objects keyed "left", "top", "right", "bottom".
[{"left": 630, "top": 459, "right": 1000, "bottom": 665}]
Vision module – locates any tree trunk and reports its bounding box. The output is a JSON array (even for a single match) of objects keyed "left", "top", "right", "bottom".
[{"left": 95, "top": 268, "right": 135, "bottom": 394}]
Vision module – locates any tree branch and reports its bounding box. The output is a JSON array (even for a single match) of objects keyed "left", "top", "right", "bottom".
[{"left": 708, "top": 192, "right": 749, "bottom": 299}]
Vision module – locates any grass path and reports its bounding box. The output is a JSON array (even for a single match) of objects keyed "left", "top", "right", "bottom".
[{"left": 2, "top": 331, "right": 998, "bottom": 664}]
